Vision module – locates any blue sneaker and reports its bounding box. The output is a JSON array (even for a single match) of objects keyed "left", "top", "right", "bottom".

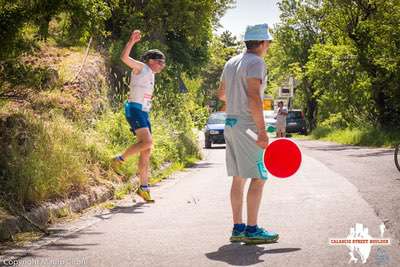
[
  {"left": 244, "top": 227, "right": 279, "bottom": 244},
  {"left": 230, "top": 229, "right": 246, "bottom": 243}
]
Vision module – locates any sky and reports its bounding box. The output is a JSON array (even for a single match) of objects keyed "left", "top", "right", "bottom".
[{"left": 216, "top": 0, "right": 281, "bottom": 39}]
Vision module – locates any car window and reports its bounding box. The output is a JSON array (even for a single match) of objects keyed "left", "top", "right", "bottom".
[
  {"left": 207, "top": 113, "right": 226, "bottom": 124},
  {"left": 288, "top": 111, "right": 302, "bottom": 119}
]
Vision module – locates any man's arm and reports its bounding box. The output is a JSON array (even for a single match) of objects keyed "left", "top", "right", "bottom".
[
  {"left": 247, "top": 78, "right": 268, "bottom": 148},
  {"left": 279, "top": 107, "right": 288, "bottom": 116},
  {"left": 217, "top": 81, "right": 226, "bottom": 102},
  {"left": 120, "top": 30, "right": 145, "bottom": 74}
]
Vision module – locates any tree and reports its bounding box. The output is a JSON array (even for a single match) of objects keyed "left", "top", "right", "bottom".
[
  {"left": 220, "top": 30, "right": 238, "bottom": 47},
  {"left": 106, "top": 0, "right": 235, "bottom": 114},
  {"left": 0, "top": 0, "right": 112, "bottom": 59},
  {"left": 270, "top": 0, "right": 400, "bottom": 130},
  {"left": 305, "top": 44, "right": 374, "bottom": 126},
  {"left": 199, "top": 32, "right": 240, "bottom": 111},
  {"left": 268, "top": 0, "right": 323, "bottom": 130},
  {"left": 320, "top": 0, "right": 400, "bottom": 129}
]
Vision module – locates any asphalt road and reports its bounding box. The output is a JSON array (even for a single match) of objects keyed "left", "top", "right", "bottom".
[
  {"left": 295, "top": 139, "right": 400, "bottom": 243},
  {"left": 1, "top": 139, "right": 400, "bottom": 267}
]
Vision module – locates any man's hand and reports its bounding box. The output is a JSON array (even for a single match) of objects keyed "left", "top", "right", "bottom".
[
  {"left": 130, "top": 30, "right": 141, "bottom": 43},
  {"left": 256, "top": 129, "right": 269, "bottom": 149}
]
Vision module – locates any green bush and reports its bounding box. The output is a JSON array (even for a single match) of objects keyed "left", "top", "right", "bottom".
[
  {"left": 0, "top": 60, "right": 56, "bottom": 94},
  {"left": 0, "top": 70, "right": 204, "bottom": 208},
  {"left": 311, "top": 126, "right": 400, "bottom": 147},
  {"left": 0, "top": 109, "right": 89, "bottom": 205},
  {"left": 320, "top": 113, "right": 348, "bottom": 129},
  {"left": 91, "top": 106, "right": 202, "bottom": 179},
  {"left": 90, "top": 110, "right": 139, "bottom": 176},
  {"left": 311, "top": 126, "right": 333, "bottom": 139}
]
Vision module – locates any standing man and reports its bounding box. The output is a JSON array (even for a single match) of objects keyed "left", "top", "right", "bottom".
[
  {"left": 218, "top": 23, "right": 279, "bottom": 244},
  {"left": 276, "top": 101, "right": 288, "bottom": 138},
  {"left": 111, "top": 30, "right": 166, "bottom": 203}
]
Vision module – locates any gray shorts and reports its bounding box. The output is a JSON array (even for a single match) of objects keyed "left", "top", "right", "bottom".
[{"left": 224, "top": 115, "right": 268, "bottom": 180}]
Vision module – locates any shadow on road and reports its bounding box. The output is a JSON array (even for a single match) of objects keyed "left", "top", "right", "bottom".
[
  {"left": 305, "top": 144, "right": 364, "bottom": 152},
  {"left": 0, "top": 230, "right": 102, "bottom": 263},
  {"left": 93, "top": 203, "right": 146, "bottom": 220},
  {"left": 1, "top": 203, "right": 149, "bottom": 261},
  {"left": 348, "top": 150, "right": 394, "bottom": 158},
  {"left": 301, "top": 141, "right": 394, "bottom": 157},
  {"left": 2, "top": 203, "right": 148, "bottom": 260},
  {"left": 204, "top": 146, "right": 226, "bottom": 150},
  {"left": 191, "top": 162, "right": 223, "bottom": 169},
  {"left": 48, "top": 229, "right": 103, "bottom": 239},
  {"left": 44, "top": 242, "right": 97, "bottom": 251},
  {"left": 205, "top": 243, "right": 301, "bottom": 266}
]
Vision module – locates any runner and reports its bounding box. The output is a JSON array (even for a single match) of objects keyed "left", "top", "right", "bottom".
[
  {"left": 218, "top": 23, "right": 279, "bottom": 244},
  {"left": 111, "top": 30, "right": 166, "bottom": 203}
]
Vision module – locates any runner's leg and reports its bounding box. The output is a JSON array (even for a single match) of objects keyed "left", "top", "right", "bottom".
[
  {"left": 138, "top": 148, "right": 151, "bottom": 186},
  {"left": 122, "top": 127, "right": 152, "bottom": 159}
]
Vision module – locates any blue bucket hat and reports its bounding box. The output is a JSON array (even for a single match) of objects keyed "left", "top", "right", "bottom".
[{"left": 244, "top": 23, "right": 273, "bottom": 41}]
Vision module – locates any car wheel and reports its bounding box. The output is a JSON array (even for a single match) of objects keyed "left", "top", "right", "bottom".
[{"left": 205, "top": 138, "right": 212, "bottom": 148}]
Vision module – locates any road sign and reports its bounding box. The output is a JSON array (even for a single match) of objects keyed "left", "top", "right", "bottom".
[
  {"left": 263, "top": 98, "right": 273, "bottom": 110},
  {"left": 279, "top": 87, "right": 293, "bottom": 97}
]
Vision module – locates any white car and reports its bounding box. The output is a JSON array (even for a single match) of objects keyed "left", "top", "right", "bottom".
[{"left": 263, "top": 110, "right": 277, "bottom": 132}]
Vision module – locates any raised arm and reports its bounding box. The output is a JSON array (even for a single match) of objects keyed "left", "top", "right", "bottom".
[{"left": 120, "top": 30, "right": 145, "bottom": 74}]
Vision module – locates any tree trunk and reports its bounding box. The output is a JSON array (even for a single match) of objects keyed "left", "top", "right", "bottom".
[
  {"left": 306, "top": 97, "right": 318, "bottom": 131},
  {"left": 303, "top": 79, "right": 318, "bottom": 131}
]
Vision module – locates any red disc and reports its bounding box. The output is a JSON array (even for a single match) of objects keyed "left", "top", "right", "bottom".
[{"left": 263, "top": 139, "right": 302, "bottom": 178}]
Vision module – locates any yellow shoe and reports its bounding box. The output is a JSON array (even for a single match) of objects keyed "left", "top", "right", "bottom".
[
  {"left": 111, "top": 157, "right": 123, "bottom": 174},
  {"left": 137, "top": 187, "right": 155, "bottom": 203}
]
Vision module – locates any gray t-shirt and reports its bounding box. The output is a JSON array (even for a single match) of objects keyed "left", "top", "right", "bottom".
[{"left": 220, "top": 52, "right": 266, "bottom": 119}]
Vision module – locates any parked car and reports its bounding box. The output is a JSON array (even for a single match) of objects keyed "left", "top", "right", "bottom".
[
  {"left": 286, "top": 110, "right": 307, "bottom": 135},
  {"left": 204, "top": 112, "right": 226, "bottom": 148},
  {"left": 263, "top": 110, "right": 277, "bottom": 133}
]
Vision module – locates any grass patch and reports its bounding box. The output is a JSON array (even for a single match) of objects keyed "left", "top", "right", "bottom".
[
  {"left": 0, "top": 42, "right": 204, "bottom": 215},
  {"left": 99, "top": 201, "right": 116, "bottom": 210},
  {"left": 114, "top": 183, "right": 133, "bottom": 200},
  {"left": 0, "top": 104, "right": 203, "bottom": 208},
  {"left": 0, "top": 60, "right": 56, "bottom": 97},
  {"left": 183, "top": 156, "right": 199, "bottom": 168},
  {"left": 0, "top": 207, "right": 10, "bottom": 220},
  {"left": 0, "top": 108, "right": 90, "bottom": 205},
  {"left": 310, "top": 126, "right": 400, "bottom": 147},
  {"left": 311, "top": 127, "right": 334, "bottom": 139},
  {"left": 31, "top": 90, "right": 93, "bottom": 121},
  {"left": 288, "top": 133, "right": 310, "bottom": 140},
  {"left": 56, "top": 207, "right": 72, "bottom": 218},
  {"left": 57, "top": 46, "right": 90, "bottom": 83},
  {"left": 149, "top": 162, "right": 185, "bottom": 185},
  {"left": 47, "top": 206, "right": 75, "bottom": 224},
  {"left": 0, "top": 231, "right": 44, "bottom": 249},
  {"left": 12, "top": 231, "right": 44, "bottom": 246}
]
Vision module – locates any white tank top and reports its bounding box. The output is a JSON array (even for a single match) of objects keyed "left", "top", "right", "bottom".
[{"left": 128, "top": 64, "right": 155, "bottom": 112}]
